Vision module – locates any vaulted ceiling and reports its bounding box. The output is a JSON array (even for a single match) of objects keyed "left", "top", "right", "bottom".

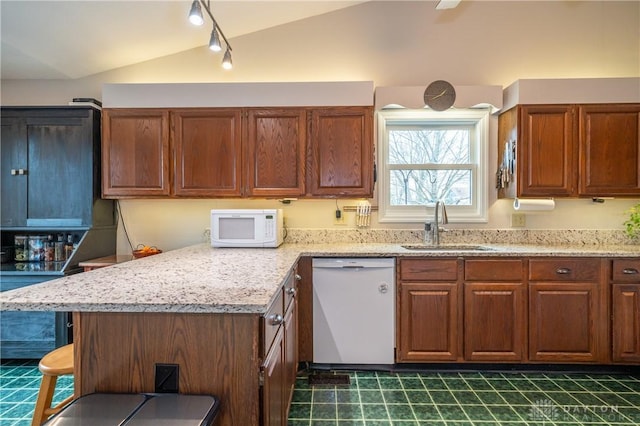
[{"left": 0, "top": 1, "right": 372, "bottom": 80}]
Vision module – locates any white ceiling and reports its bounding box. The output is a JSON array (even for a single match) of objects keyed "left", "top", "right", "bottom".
[{"left": 0, "top": 0, "right": 371, "bottom": 80}]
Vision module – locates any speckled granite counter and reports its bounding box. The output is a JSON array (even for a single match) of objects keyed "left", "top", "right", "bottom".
[{"left": 1, "top": 242, "right": 638, "bottom": 314}]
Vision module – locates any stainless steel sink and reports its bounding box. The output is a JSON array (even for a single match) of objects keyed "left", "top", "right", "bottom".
[{"left": 401, "top": 244, "right": 495, "bottom": 251}]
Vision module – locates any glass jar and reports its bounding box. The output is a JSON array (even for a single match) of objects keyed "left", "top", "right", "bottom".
[
  {"left": 28, "top": 235, "right": 46, "bottom": 262},
  {"left": 14, "top": 235, "right": 28, "bottom": 262}
]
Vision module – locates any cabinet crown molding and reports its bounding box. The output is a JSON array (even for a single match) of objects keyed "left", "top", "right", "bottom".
[
  {"left": 502, "top": 77, "right": 640, "bottom": 111},
  {"left": 103, "top": 81, "right": 373, "bottom": 108}
]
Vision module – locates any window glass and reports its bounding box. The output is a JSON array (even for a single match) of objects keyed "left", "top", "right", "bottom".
[{"left": 377, "top": 109, "right": 489, "bottom": 223}]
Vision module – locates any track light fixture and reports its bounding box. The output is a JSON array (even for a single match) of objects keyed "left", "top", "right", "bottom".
[{"left": 188, "top": 0, "right": 233, "bottom": 69}]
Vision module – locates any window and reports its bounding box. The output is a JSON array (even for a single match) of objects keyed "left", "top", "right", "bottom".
[{"left": 377, "top": 108, "right": 489, "bottom": 223}]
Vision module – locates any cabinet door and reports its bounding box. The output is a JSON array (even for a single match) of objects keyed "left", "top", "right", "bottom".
[
  {"left": 25, "top": 110, "right": 97, "bottom": 227},
  {"left": 612, "top": 284, "right": 640, "bottom": 363},
  {"left": 529, "top": 282, "right": 602, "bottom": 362},
  {"left": 102, "top": 109, "right": 170, "bottom": 197},
  {"left": 308, "top": 107, "right": 374, "bottom": 197},
  {"left": 579, "top": 104, "right": 640, "bottom": 196},
  {"left": 398, "top": 282, "right": 460, "bottom": 361},
  {"left": 246, "top": 108, "right": 306, "bottom": 197},
  {"left": 284, "top": 299, "right": 297, "bottom": 414},
  {"left": 1, "top": 115, "right": 27, "bottom": 227},
  {"left": 172, "top": 109, "right": 242, "bottom": 197},
  {"left": 262, "top": 327, "right": 285, "bottom": 426},
  {"left": 464, "top": 283, "right": 526, "bottom": 362},
  {"left": 518, "top": 105, "right": 577, "bottom": 197}
]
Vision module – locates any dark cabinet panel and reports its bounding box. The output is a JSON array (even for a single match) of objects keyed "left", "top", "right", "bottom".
[
  {"left": 0, "top": 276, "right": 70, "bottom": 359},
  {"left": 1, "top": 107, "right": 106, "bottom": 228}
]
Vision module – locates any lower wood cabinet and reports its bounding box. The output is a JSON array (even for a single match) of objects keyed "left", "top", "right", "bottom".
[
  {"left": 398, "top": 282, "right": 460, "bottom": 361},
  {"left": 611, "top": 259, "right": 640, "bottom": 363},
  {"left": 397, "top": 256, "right": 620, "bottom": 365},
  {"left": 528, "top": 258, "right": 606, "bottom": 363},
  {"left": 397, "top": 259, "right": 461, "bottom": 362},
  {"left": 463, "top": 259, "right": 526, "bottom": 362},
  {"left": 262, "top": 268, "right": 298, "bottom": 426}
]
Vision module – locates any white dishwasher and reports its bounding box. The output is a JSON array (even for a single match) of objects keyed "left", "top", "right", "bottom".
[{"left": 312, "top": 257, "right": 395, "bottom": 365}]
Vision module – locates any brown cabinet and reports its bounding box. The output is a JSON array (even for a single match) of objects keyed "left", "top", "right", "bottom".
[
  {"left": 103, "top": 106, "right": 372, "bottom": 199},
  {"left": 262, "top": 269, "right": 298, "bottom": 426},
  {"left": 246, "top": 108, "right": 306, "bottom": 197},
  {"left": 528, "top": 258, "right": 606, "bottom": 363},
  {"left": 579, "top": 104, "right": 640, "bottom": 196},
  {"left": 463, "top": 259, "right": 526, "bottom": 362},
  {"left": 308, "top": 106, "right": 374, "bottom": 197},
  {"left": 498, "top": 103, "right": 640, "bottom": 198},
  {"left": 102, "top": 109, "right": 170, "bottom": 197},
  {"left": 611, "top": 259, "right": 640, "bottom": 363},
  {"left": 172, "top": 109, "right": 243, "bottom": 197},
  {"left": 397, "top": 259, "right": 461, "bottom": 362}
]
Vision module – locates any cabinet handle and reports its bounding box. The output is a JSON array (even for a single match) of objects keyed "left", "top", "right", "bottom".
[
  {"left": 556, "top": 268, "right": 572, "bottom": 275},
  {"left": 623, "top": 268, "right": 639, "bottom": 275},
  {"left": 268, "top": 314, "right": 283, "bottom": 326},
  {"left": 10, "top": 169, "right": 26, "bottom": 175},
  {"left": 286, "top": 287, "right": 296, "bottom": 296},
  {"left": 295, "top": 274, "right": 302, "bottom": 281}
]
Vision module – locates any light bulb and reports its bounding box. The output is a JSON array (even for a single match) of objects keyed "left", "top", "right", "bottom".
[
  {"left": 209, "top": 27, "right": 222, "bottom": 52},
  {"left": 188, "top": 0, "right": 204, "bottom": 26},
  {"left": 222, "top": 49, "right": 233, "bottom": 70}
]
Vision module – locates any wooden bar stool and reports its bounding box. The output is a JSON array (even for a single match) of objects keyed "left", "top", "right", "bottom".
[{"left": 31, "top": 343, "right": 74, "bottom": 426}]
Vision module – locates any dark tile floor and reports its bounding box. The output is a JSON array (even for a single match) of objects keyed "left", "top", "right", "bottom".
[
  {"left": 1, "top": 360, "right": 639, "bottom": 426},
  {"left": 288, "top": 370, "right": 640, "bottom": 425}
]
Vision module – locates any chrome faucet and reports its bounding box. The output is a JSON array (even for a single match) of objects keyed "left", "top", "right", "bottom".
[{"left": 424, "top": 200, "right": 448, "bottom": 246}]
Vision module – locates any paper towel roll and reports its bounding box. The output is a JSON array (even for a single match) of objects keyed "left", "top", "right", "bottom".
[{"left": 513, "top": 198, "right": 555, "bottom": 211}]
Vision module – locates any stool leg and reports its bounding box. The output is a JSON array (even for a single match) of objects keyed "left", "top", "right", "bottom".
[{"left": 31, "top": 374, "right": 57, "bottom": 426}]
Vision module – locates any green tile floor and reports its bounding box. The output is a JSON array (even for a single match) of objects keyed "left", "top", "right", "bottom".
[
  {"left": 289, "top": 369, "right": 640, "bottom": 426},
  {"left": 1, "top": 360, "right": 639, "bottom": 425}
]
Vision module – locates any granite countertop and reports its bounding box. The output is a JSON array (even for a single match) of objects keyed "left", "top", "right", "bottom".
[{"left": 1, "top": 242, "right": 638, "bottom": 314}]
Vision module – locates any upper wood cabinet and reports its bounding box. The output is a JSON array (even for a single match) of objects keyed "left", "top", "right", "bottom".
[
  {"left": 579, "top": 104, "right": 640, "bottom": 196},
  {"left": 172, "top": 109, "right": 243, "bottom": 197},
  {"left": 102, "top": 109, "right": 170, "bottom": 197},
  {"left": 246, "top": 108, "right": 306, "bottom": 198},
  {"left": 308, "top": 106, "right": 374, "bottom": 197},
  {"left": 498, "top": 103, "right": 640, "bottom": 198},
  {"left": 102, "top": 106, "right": 371, "bottom": 198}
]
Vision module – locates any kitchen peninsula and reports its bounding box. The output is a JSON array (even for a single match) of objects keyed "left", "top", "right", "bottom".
[{"left": 1, "top": 242, "right": 639, "bottom": 425}]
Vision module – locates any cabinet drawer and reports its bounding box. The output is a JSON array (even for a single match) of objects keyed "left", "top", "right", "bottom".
[
  {"left": 529, "top": 258, "right": 600, "bottom": 281},
  {"left": 612, "top": 259, "right": 640, "bottom": 283},
  {"left": 465, "top": 259, "right": 523, "bottom": 281},
  {"left": 400, "top": 259, "right": 458, "bottom": 281},
  {"left": 262, "top": 288, "right": 285, "bottom": 356}
]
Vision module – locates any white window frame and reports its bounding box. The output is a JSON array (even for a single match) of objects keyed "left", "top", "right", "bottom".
[{"left": 377, "top": 108, "right": 490, "bottom": 223}]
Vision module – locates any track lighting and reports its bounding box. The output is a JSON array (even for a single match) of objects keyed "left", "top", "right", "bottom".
[
  {"left": 188, "top": 0, "right": 204, "bottom": 26},
  {"left": 222, "top": 48, "right": 232, "bottom": 70},
  {"left": 188, "top": 0, "right": 233, "bottom": 69},
  {"left": 209, "top": 27, "right": 221, "bottom": 52}
]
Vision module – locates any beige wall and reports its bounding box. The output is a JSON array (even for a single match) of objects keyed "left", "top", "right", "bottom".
[{"left": 2, "top": 1, "right": 639, "bottom": 252}]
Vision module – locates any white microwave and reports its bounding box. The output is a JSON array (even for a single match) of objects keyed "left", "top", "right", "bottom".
[{"left": 210, "top": 209, "right": 284, "bottom": 248}]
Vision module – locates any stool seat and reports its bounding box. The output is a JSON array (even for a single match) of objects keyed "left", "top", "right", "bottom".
[
  {"left": 39, "top": 343, "right": 74, "bottom": 376},
  {"left": 31, "top": 343, "right": 75, "bottom": 426}
]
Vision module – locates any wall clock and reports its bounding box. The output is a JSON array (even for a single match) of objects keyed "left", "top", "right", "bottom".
[{"left": 424, "top": 80, "right": 456, "bottom": 111}]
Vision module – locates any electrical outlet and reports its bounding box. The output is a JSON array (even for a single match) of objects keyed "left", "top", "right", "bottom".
[
  {"left": 511, "top": 213, "right": 526, "bottom": 227},
  {"left": 155, "top": 363, "right": 179, "bottom": 393},
  {"left": 334, "top": 209, "right": 346, "bottom": 225},
  {"left": 203, "top": 227, "right": 211, "bottom": 242}
]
